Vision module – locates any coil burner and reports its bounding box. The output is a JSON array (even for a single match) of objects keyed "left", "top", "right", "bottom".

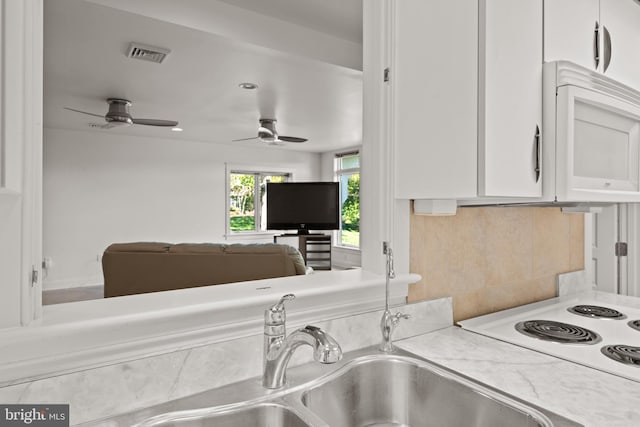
[
  {"left": 515, "top": 320, "right": 602, "bottom": 344},
  {"left": 567, "top": 305, "right": 627, "bottom": 320},
  {"left": 629, "top": 320, "right": 640, "bottom": 332},
  {"left": 601, "top": 345, "right": 640, "bottom": 366}
]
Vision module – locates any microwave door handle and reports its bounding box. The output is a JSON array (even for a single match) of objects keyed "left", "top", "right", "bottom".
[
  {"left": 534, "top": 125, "right": 541, "bottom": 183},
  {"left": 603, "top": 25, "right": 612, "bottom": 72},
  {"left": 594, "top": 21, "right": 600, "bottom": 69}
]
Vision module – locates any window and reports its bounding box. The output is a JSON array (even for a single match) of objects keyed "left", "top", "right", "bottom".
[
  {"left": 335, "top": 152, "right": 360, "bottom": 248},
  {"left": 228, "top": 171, "right": 290, "bottom": 233}
]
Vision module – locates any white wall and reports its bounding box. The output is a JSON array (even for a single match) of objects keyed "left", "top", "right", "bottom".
[{"left": 43, "top": 127, "right": 321, "bottom": 290}]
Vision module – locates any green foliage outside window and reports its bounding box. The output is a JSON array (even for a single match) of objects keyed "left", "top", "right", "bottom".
[
  {"left": 341, "top": 173, "right": 360, "bottom": 231},
  {"left": 229, "top": 172, "right": 287, "bottom": 232}
]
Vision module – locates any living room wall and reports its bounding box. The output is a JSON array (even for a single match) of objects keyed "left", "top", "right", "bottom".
[{"left": 43, "top": 127, "right": 321, "bottom": 290}]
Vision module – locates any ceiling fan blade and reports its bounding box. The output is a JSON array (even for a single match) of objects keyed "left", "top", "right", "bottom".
[
  {"left": 64, "top": 107, "right": 104, "bottom": 118},
  {"left": 232, "top": 136, "right": 259, "bottom": 142},
  {"left": 278, "top": 136, "right": 308, "bottom": 143},
  {"left": 131, "top": 118, "right": 178, "bottom": 127}
]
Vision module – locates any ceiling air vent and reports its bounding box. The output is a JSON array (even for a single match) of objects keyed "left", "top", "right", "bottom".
[{"left": 127, "top": 42, "right": 170, "bottom": 64}]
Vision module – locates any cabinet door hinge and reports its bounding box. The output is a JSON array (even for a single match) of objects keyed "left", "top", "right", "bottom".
[
  {"left": 615, "top": 242, "right": 628, "bottom": 257},
  {"left": 383, "top": 68, "right": 390, "bottom": 83},
  {"left": 31, "top": 266, "right": 39, "bottom": 287}
]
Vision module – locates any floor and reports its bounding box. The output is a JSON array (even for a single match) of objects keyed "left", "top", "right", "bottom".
[{"left": 42, "top": 285, "right": 103, "bottom": 305}]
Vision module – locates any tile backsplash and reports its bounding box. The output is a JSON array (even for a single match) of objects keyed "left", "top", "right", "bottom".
[{"left": 409, "top": 207, "right": 584, "bottom": 321}]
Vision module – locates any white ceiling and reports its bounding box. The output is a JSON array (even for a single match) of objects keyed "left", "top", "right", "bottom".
[
  {"left": 218, "top": 0, "right": 363, "bottom": 44},
  {"left": 43, "top": 0, "right": 363, "bottom": 152}
]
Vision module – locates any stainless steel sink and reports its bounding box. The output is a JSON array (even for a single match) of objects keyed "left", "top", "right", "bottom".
[
  {"left": 133, "top": 403, "right": 311, "bottom": 427},
  {"left": 301, "top": 355, "right": 554, "bottom": 427},
  {"left": 97, "top": 348, "right": 581, "bottom": 427}
]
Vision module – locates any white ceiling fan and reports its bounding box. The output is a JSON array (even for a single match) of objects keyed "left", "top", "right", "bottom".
[
  {"left": 64, "top": 98, "right": 178, "bottom": 129},
  {"left": 233, "top": 118, "right": 307, "bottom": 145}
]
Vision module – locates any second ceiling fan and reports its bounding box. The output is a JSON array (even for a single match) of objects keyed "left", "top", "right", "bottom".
[{"left": 233, "top": 119, "right": 307, "bottom": 145}]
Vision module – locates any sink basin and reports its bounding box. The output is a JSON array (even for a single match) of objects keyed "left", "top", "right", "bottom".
[
  {"left": 301, "top": 355, "right": 553, "bottom": 427},
  {"left": 134, "top": 403, "right": 311, "bottom": 427}
]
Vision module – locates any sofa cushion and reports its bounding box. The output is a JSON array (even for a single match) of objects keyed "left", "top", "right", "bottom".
[
  {"left": 105, "top": 242, "right": 170, "bottom": 253},
  {"left": 169, "top": 243, "right": 226, "bottom": 254},
  {"left": 225, "top": 244, "right": 306, "bottom": 275},
  {"left": 225, "top": 243, "right": 289, "bottom": 254}
]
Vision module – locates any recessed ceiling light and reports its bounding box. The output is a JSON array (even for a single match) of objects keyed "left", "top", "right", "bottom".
[
  {"left": 171, "top": 127, "right": 183, "bottom": 132},
  {"left": 239, "top": 82, "right": 258, "bottom": 90}
]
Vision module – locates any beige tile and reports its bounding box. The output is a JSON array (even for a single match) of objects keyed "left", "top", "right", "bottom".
[
  {"left": 483, "top": 207, "right": 534, "bottom": 286},
  {"left": 452, "top": 290, "right": 486, "bottom": 322},
  {"left": 569, "top": 213, "right": 586, "bottom": 271},
  {"left": 410, "top": 208, "right": 487, "bottom": 302},
  {"left": 408, "top": 281, "right": 427, "bottom": 303},
  {"left": 410, "top": 206, "right": 584, "bottom": 321},
  {"left": 531, "top": 275, "right": 558, "bottom": 301},
  {"left": 532, "top": 208, "right": 571, "bottom": 277}
]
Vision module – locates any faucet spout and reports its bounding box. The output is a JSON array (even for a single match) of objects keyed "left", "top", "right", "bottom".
[
  {"left": 380, "top": 242, "right": 410, "bottom": 353},
  {"left": 263, "top": 325, "right": 342, "bottom": 389}
]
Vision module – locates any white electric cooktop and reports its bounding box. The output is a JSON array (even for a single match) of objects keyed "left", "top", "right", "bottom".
[{"left": 459, "top": 292, "right": 640, "bottom": 383}]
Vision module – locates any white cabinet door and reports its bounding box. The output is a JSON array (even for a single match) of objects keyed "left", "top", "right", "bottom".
[
  {"left": 544, "top": 0, "right": 600, "bottom": 70},
  {"left": 600, "top": 0, "right": 640, "bottom": 91},
  {"left": 393, "top": 0, "right": 542, "bottom": 200},
  {"left": 479, "top": 0, "right": 542, "bottom": 197},
  {"left": 393, "top": 0, "right": 477, "bottom": 199}
]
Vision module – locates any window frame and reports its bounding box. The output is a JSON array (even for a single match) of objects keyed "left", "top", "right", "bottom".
[
  {"left": 225, "top": 167, "right": 291, "bottom": 236},
  {"left": 334, "top": 151, "right": 361, "bottom": 249}
]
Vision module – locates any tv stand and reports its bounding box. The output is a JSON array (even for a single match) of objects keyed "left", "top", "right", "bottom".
[
  {"left": 274, "top": 233, "right": 332, "bottom": 270},
  {"left": 298, "top": 234, "right": 332, "bottom": 270}
]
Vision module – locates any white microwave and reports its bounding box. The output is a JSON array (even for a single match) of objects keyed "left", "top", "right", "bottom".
[{"left": 543, "top": 61, "right": 640, "bottom": 202}]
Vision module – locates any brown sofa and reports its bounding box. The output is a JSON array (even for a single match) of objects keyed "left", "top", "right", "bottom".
[{"left": 102, "top": 242, "right": 307, "bottom": 298}]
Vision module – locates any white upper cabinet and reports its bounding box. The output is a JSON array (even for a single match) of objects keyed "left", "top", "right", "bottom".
[
  {"left": 392, "top": 0, "right": 477, "bottom": 200},
  {"left": 544, "top": 0, "right": 600, "bottom": 70},
  {"left": 545, "top": 0, "right": 640, "bottom": 91},
  {"left": 599, "top": 0, "right": 640, "bottom": 91},
  {"left": 479, "top": 0, "right": 542, "bottom": 197},
  {"left": 392, "top": 0, "right": 542, "bottom": 200}
]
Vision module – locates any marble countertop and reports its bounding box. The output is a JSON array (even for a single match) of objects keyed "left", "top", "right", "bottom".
[{"left": 397, "top": 327, "right": 640, "bottom": 427}]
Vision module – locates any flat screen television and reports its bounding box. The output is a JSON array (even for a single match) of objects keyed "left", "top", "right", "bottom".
[{"left": 266, "top": 182, "right": 339, "bottom": 234}]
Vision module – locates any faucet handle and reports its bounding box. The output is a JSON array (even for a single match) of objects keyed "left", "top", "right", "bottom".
[
  {"left": 272, "top": 293, "right": 295, "bottom": 311},
  {"left": 392, "top": 312, "right": 411, "bottom": 326},
  {"left": 265, "top": 293, "right": 295, "bottom": 326}
]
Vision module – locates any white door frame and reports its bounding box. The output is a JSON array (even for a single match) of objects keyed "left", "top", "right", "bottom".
[
  {"left": 588, "top": 203, "right": 640, "bottom": 297},
  {"left": 0, "top": 0, "right": 43, "bottom": 327},
  {"left": 624, "top": 204, "right": 640, "bottom": 296}
]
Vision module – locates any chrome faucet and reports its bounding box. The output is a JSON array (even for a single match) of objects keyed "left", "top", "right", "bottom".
[
  {"left": 262, "top": 294, "right": 342, "bottom": 389},
  {"left": 380, "top": 242, "right": 410, "bottom": 353}
]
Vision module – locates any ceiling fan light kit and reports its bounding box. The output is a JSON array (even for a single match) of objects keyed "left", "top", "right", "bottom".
[
  {"left": 104, "top": 98, "right": 134, "bottom": 126},
  {"left": 238, "top": 82, "right": 258, "bottom": 90}
]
